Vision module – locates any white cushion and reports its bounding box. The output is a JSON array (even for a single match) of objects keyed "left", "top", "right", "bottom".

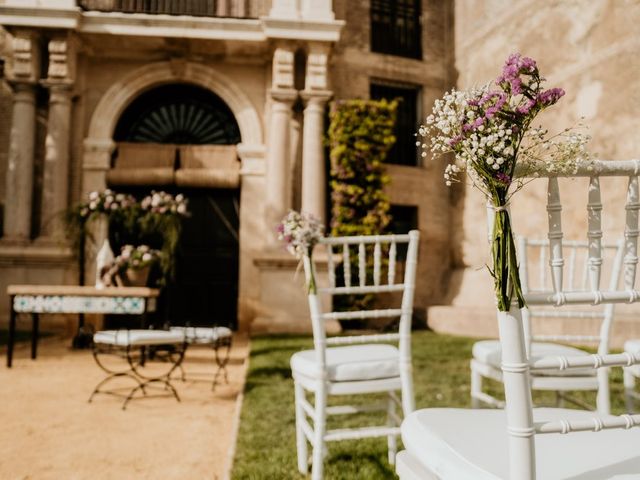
[
  {"left": 291, "top": 344, "right": 400, "bottom": 382},
  {"left": 401, "top": 408, "right": 640, "bottom": 480},
  {"left": 93, "top": 329, "right": 185, "bottom": 347},
  {"left": 473, "top": 340, "right": 595, "bottom": 376},
  {"left": 169, "top": 326, "right": 232, "bottom": 344},
  {"left": 624, "top": 339, "right": 640, "bottom": 354}
]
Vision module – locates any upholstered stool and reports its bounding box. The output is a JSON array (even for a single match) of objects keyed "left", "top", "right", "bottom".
[
  {"left": 89, "top": 329, "right": 187, "bottom": 409},
  {"left": 170, "top": 326, "right": 233, "bottom": 390}
]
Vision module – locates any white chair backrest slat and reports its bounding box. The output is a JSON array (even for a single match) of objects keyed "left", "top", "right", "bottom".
[
  {"left": 624, "top": 175, "right": 640, "bottom": 291},
  {"left": 358, "top": 242, "right": 366, "bottom": 287},
  {"left": 373, "top": 241, "right": 382, "bottom": 287},
  {"left": 388, "top": 240, "right": 397, "bottom": 285},
  {"left": 587, "top": 176, "right": 603, "bottom": 291},
  {"left": 547, "top": 177, "right": 564, "bottom": 294}
]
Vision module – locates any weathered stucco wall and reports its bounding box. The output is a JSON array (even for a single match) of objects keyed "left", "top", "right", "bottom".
[{"left": 430, "top": 0, "right": 640, "bottom": 345}]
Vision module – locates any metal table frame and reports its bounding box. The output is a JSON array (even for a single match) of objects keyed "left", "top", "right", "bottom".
[{"left": 6, "top": 285, "right": 159, "bottom": 368}]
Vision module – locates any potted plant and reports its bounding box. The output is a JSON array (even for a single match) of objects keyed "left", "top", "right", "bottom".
[{"left": 102, "top": 244, "right": 163, "bottom": 287}]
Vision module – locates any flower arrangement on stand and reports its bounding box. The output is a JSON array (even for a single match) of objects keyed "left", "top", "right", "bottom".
[
  {"left": 139, "top": 191, "right": 189, "bottom": 282},
  {"left": 419, "top": 53, "right": 590, "bottom": 311},
  {"left": 101, "top": 244, "right": 163, "bottom": 287},
  {"left": 277, "top": 210, "right": 325, "bottom": 293},
  {"left": 66, "top": 189, "right": 189, "bottom": 287}
]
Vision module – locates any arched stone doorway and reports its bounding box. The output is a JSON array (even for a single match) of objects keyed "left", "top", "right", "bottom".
[{"left": 109, "top": 83, "right": 242, "bottom": 328}]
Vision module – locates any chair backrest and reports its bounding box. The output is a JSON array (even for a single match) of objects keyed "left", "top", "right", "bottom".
[
  {"left": 493, "top": 160, "right": 640, "bottom": 480},
  {"left": 302, "top": 231, "right": 420, "bottom": 409},
  {"left": 517, "top": 237, "right": 625, "bottom": 357}
]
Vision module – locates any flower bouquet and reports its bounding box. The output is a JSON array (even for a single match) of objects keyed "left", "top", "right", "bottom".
[
  {"left": 78, "top": 190, "right": 137, "bottom": 219},
  {"left": 277, "top": 210, "right": 325, "bottom": 293},
  {"left": 102, "top": 244, "right": 162, "bottom": 287},
  {"left": 419, "top": 53, "right": 590, "bottom": 311}
]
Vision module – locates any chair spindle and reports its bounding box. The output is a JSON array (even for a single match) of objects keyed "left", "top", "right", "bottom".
[
  {"left": 587, "top": 176, "right": 603, "bottom": 291},
  {"left": 547, "top": 177, "right": 564, "bottom": 295},
  {"left": 624, "top": 175, "right": 640, "bottom": 291}
]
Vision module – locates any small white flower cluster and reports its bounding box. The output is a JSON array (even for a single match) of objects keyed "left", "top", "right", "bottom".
[
  {"left": 277, "top": 210, "right": 324, "bottom": 259},
  {"left": 420, "top": 87, "right": 518, "bottom": 187},
  {"left": 79, "top": 189, "right": 135, "bottom": 217},
  {"left": 141, "top": 191, "right": 188, "bottom": 216},
  {"left": 518, "top": 128, "right": 592, "bottom": 177}
]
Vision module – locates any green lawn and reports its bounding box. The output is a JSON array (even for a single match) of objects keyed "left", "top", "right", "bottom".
[{"left": 231, "top": 332, "right": 626, "bottom": 480}]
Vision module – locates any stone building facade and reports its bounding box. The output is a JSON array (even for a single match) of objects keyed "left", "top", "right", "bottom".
[
  {"left": 2, "top": 0, "right": 635, "bottom": 342},
  {"left": 0, "top": 0, "right": 454, "bottom": 333}
]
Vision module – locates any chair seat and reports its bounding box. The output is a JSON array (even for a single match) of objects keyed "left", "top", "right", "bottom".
[
  {"left": 291, "top": 344, "right": 400, "bottom": 382},
  {"left": 473, "top": 340, "right": 595, "bottom": 377},
  {"left": 93, "top": 329, "right": 185, "bottom": 347},
  {"left": 624, "top": 339, "right": 640, "bottom": 354},
  {"left": 401, "top": 408, "right": 640, "bottom": 480},
  {"left": 169, "top": 326, "right": 232, "bottom": 344}
]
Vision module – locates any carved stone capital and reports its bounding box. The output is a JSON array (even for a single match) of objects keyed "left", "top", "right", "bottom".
[
  {"left": 9, "top": 31, "right": 40, "bottom": 83},
  {"left": 46, "top": 36, "right": 77, "bottom": 83},
  {"left": 272, "top": 47, "right": 295, "bottom": 90},
  {"left": 305, "top": 44, "right": 330, "bottom": 92}
]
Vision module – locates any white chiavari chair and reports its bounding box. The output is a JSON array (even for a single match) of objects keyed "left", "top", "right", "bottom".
[
  {"left": 292, "top": 231, "right": 419, "bottom": 480},
  {"left": 397, "top": 160, "right": 640, "bottom": 479},
  {"left": 471, "top": 238, "right": 624, "bottom": 414}
]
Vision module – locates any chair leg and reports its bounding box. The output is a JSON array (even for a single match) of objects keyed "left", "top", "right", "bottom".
[
  {"left": 624, "top": 368, "right": 636, "bottom": 413},
  {"left": 387, "top": 392, "right": 397, "bottom": 466},
  {"left": 470, "top": 365, "right": 483, "bottom": 408},
  {"left": 311, "top": 383, "right": 327, "bottom": 480},
  {"left": 294, "top": 380, "right": 309, "bottom": 474}
]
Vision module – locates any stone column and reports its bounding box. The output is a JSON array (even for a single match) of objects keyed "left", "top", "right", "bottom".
[
  {"left": 300, "top": 43, "right": 332, "bottom": 223},
  {"left": 39, "top": 36, "right": 76, "bottom": 240},
  {"left": 3, "top": 82, "right": 36, "bottom": 241},
  {"left": 2, "top": 30, "right": 40, "bottom": 242},
  {"left": 265, "top": 45, "right": 297, "bottom": 243},
  {"left": 265, "top": 90, "right": 297, "bottom": 238},
  {"left": 300, "top": 92, "right": 330, "bottom": 223},
  {"left": 40, "top": 84, "right": 73, "bottom": 239}
]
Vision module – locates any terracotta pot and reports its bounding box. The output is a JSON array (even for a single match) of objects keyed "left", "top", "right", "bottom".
[{"left": 116, "top": 266, "right": 150, "bottom": 287}]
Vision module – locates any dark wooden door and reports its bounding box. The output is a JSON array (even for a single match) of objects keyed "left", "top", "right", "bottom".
[{"left": 167, "top": 189, "right": 239, "bottom": 328}]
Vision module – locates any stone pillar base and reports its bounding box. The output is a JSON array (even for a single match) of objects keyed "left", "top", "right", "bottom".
[{"left": 251, "top": 251, "right": 339, "bottom": 334}]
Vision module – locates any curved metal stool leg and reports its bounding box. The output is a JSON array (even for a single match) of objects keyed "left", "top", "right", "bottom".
[{"left": 212, "top": 337, "right": 232, "bottom": 391}]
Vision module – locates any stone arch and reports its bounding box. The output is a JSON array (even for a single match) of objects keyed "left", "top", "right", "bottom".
[{"left": 87, "top": 61, "right": 263, "bottom": 146}]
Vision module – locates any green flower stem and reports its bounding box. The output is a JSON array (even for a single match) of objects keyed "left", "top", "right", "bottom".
[{"left": 491, "top": 204, "right": 526, "bottom": 312}]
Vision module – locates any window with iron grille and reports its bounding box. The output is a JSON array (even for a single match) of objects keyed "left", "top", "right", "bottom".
[
  {"left": 370, "top": 82, "right": 420, "bottom": 167},
  {"left": 370, "top": 0, "right": 422, "bottom": 59}
]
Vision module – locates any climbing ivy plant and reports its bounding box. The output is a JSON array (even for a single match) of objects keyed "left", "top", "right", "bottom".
[
  {"left": 328, "top": 98, "right": 397, "bottom": 237},
  {"left": 327, "top": 99, "right": 398, "bottom": 318}
]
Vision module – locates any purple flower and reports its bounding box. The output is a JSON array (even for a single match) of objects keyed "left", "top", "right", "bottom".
[
  {"left": 448, "top": 134, "right": 464, "bottom": 147},
  {"left": 495, "top": 172, "right": 511, "bottom": 184},
  {"left": 516, "top": 98, "right": 537, "bottom": 115},
  {"left": 537, "top": 87, "right": 565, "bottom": 106},
  {"left": 473, "top": 117, "right": 485, "bottom": 128}
]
